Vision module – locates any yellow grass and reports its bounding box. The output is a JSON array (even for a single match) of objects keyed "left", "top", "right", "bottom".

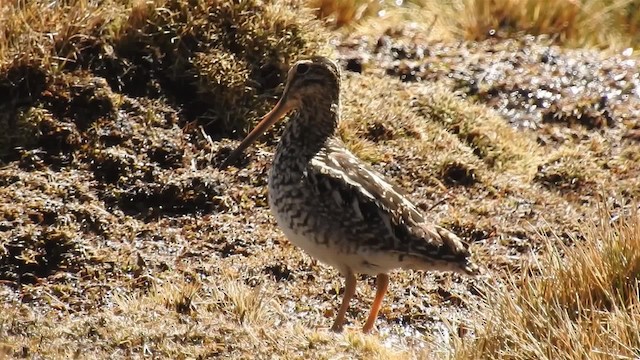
[
  {"left": 309, "top": 0, "right": 640, "bottom": 50},
  {"left": 308, "top": 0, "right": 383, "bottom": 28},
  {"left": 454, "top": 0, "right": 640, "bottom": 50},
  {"left": 453, "top": 207, "right": 640, "bottom": 359}
]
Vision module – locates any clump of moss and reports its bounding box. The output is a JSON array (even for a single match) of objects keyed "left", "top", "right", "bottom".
[
  {"left": 0, "top": 68, "right": 122, "bottom": 162},
  {"left": 113, "top": 0, "right": 328, "bottom": 136},
  {"left": 1, "top": 108, "right": 41, "bottom": 160},
  {"left": 0, "top": 227, "right": 85, "bottom": 283},
  {"left": 534, "top": 147, "right": 601, "bottom": 191},
  {"left": 114, "top": 172, "right": 225, "bottom": 218},
  {"left": 190, "top": 50, "right": 256, "bottom": 134},
  {"left": 1, "top": 0, "right": 328, "bottom": 160},
  {"left": 341, "top": 75, "right": 423, "bottom": 140},
  {"left": 17, "top": 106, "right": 82, "bottom": 166},
  {"left": 89, "top": 146, "right": 144, "bottom": 184},
  {"left": 411, "top": 85, "right": 541, "bottom": 176},
  {"left": 335, "top": 75, "right": 424, "bottom": 162},
  {"left": 0, "top": 59, "right": 50, "bottom": 106},
  {"left": 0, "top": 60, "right": 50, "bottom": 160}
]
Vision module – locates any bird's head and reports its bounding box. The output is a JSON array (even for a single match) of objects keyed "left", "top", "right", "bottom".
[
  {"left": 220, "top": 57, "right": 341, "bottom": 168},
  {"left": 280, "top": 56, "right": 341, "bottom": 108}
]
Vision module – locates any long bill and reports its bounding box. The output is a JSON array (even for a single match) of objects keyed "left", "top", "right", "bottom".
[{"left": 219, "top": 97, "right": 295, "bottom": 168}]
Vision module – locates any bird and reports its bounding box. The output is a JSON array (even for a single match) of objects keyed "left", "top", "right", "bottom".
[{"left": 221, "top": 56, "right": 477, "bottom": 333}]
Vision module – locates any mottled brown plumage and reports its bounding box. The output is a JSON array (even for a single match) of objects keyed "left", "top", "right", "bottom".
[{"left": 222, "top": 56, "right": 477, "bottom": 332}]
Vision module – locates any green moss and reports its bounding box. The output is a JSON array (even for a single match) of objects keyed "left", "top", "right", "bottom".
[
  {"left": 534, "top": 147, "right": 602, "bottom": 191},
  {"left": 190, "top": 50, "right": 255, "bottom": 134},
  {"left": 0, "top": 60, "right": 50, "bottom": 160},
  {"left": 411, "top": 85, "right": 541, "bottom": 176},
  {"left": 113, "top": 0, "right": 328, "bottom": 136},
  {"left": 1, "top": 0, "right": 328, "bottom": 143},
  {"left": 0, "top": 107, "right": 41, "bottom": 159}
]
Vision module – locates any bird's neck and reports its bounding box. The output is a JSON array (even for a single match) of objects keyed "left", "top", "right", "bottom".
[{"left": 275, "top": 97, "right": 339, "bottom": 164}]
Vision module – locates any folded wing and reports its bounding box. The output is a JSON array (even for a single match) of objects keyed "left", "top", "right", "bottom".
[{"left": 307, "top": 138, "right": 473, "bottom": 268}]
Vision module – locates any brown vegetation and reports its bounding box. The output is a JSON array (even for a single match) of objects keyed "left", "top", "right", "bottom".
[
  {"left": 453, "top": 208, "right": 640, "bottom": 360},
  {"left": 315, "top": 0, "right": 640, "bottom": 50},
  {"left": 1, "top": 0, "right": 639, "bottom": 359}
]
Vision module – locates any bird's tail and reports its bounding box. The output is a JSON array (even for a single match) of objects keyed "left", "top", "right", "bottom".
[{"left": 434, "top": 225, "right": 480, "bottom": 275}]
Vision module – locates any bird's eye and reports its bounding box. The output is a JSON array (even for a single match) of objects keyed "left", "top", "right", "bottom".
[{"left": 296, "top": 63, "right": 310, "bottom": 75}]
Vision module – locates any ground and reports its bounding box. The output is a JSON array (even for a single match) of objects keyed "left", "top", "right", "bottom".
[{"left": 1, "top": 1, "right": 640, "bottom": 359}]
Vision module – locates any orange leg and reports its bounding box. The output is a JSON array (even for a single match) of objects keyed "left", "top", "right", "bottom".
[
  {"left": 363, "top": 273, "right": 389, "bottom": 333},
  {"left": 331, "top": 270, "right": 357, "bottom": 332}
]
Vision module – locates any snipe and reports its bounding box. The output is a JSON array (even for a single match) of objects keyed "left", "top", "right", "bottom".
[{"left": 222, "top": 56, "right": 477, "bottom": 333}]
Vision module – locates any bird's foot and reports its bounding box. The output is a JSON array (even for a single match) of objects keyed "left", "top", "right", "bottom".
[
  {"left": 330, "top": 323, "right": 344, "bottom": 333},
  {"left": 362, "top": 324, "right": 379, "bottom": 335}
]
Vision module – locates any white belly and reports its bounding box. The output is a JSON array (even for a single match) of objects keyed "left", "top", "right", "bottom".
[
  {"left": 271, "top": 206, "right": 343, "bottom": 268},
  {"left": 267, "top": 168, "right": 402, "bottom": 276},
  {"left": 271, "top": 204, "right": 402, "bottom": 275}
]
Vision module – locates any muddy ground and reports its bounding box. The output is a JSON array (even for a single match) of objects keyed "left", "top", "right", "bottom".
[{"left": 1, "top": 4, "right": 640, "bottom": 358}]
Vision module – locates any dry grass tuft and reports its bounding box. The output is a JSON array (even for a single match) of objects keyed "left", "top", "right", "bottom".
[
  {"left": 454, "top": 0, "right": 640, "bottom": 49},
  {"left": 454, "top": 207, "right": 640, "bottom": 359},
  {"left": 307, "top": 0, "right": 382, "bottom": 28},
  {"left": 342, "top": 331, "right": 405, "bottom": 359},
  {"left": 210, "top": 278, "right": 279, "bottom": 326},
  {"left": 456, "top": 0, "right": 581, "bottom": 42},
  {"left": 312, "top": 0, "right": 640, "bottom": 50},
  {"left": 159, "top": 281, "right": 201, "bottom": 315}
]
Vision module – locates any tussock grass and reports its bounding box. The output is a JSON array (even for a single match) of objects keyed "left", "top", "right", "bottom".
[
  {"left": 0, "top": 0, "right": 328, "bottom": 157},
  {"left": 339, "top": 75, "right": 490, "bottom": 191},
  {"left": 453, "top": 208, "right": 640, "bottom": 359},
  {"left": 534, "top": 145, "right": 605, "bottom": 192},
  {"left": 209, "top": 278, "right": 278, "bottom": 325},
  {"left": 312, "top": 0, "right": 640, "bottom": 50},
  {"left": 411, "top": 85, "right": 542, "bottom": 177},
  {"left": 454, "top": 0, "right": 640, "bottom": 50},
  {"left": 158, "top": 281, "right": 201, "bottom": 315},
  {"left": 339, "top": 74, "right": 424, "bottom": 162},
  {"left": 342, "top": 331, "right": 406, "bottom": 359},
  {"left": 309, "top": 0, "right": 383, "bottom": 28}
]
